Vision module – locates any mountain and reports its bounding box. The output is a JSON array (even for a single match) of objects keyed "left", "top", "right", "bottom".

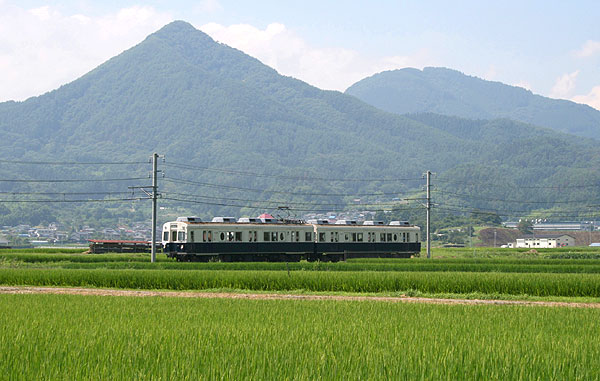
[
  {"left": 345, "top": 67, "right": 600, "bottom": 139},
  {"left": 1, "top": 21, "right": 600, "bottom": 225}
]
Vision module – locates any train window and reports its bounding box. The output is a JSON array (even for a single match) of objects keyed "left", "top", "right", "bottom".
[
  {"left": 280, "top": 232, "right": 285, "bottom": 241},
  {"left": 380, "top": 233, "right": 386, "bottom": 242},
  {"left": 305, "top": 232, "right": 312, "bottom": 241},
  {"left": 163, "top": 232, "right": 169, "bottom": 241},
  {"left": 190, "top": 231, "right": 195, "bottom": 242},
  {"left": 235, "top": 232, "right": 242, "bottom": 241},
  {"left": 387, "top": 233, "right": 392, "bottom": 242},
  {"left": 351, "top": 233, "right": 356, "bottom": 242},
  {"left": 402, "top": 232, "right": 406, "bottom": 242},
  {"left": 264, "top": 232, "right": 270, "bottom": 241},
  {"left": 253, "top": 231, "right": 257, "bottom": 241},
  {"left": 319, "top": 233, "right": 326, "bottom": 242},
  {"left": 272, "top": 232, "right": 278, "bottom": 242},
  {"left": 344, "top": 233, "right": 349, "bottom": 241},
  {"left": 178, "top": 231, "right": 185, "bottom": 241},
  {"left": 334, "top": 232, "right": 339, "bottom": 242},
  {"left": 357, "top": 233, "right": 363, "bottom": 242},
  {"left": 393, "top": 234, "right": 397, "bottom": 242},
  {"left": 220, "top": 232, "right": 225, "bottom": 241},
  {"left": 207, "top": 231, "right": 212, "bottom": 242},
  {"left": 203, "top": 231, "right": 207, "bottom": 242},
  {"left": 172, "top": 231, "right": 177, "bottom": 241},
  {"left": 296, "top": 231, "right": 300, "bottom": 242},
  {"left": 331, "top": 233, "right": 334, "bottom": 242},
  {"left": 249, "top": 231, "right": 253, "bottom": 242},
  {"left": 415, "top": 233, "right": 418, "bottom": 241}
]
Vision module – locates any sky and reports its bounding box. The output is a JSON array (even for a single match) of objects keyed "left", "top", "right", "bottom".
[{"left": 1, "top": 1, "right": 599, "bottom": 110}]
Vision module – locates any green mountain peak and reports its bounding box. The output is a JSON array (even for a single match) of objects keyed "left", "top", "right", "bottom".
[{"left": 346, "top": 67, "right": 600, "bottom": 139}]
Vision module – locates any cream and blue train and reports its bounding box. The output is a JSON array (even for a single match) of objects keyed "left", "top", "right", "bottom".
[{"left": 163, "top": 216, "right": 421, "bottom": 262}]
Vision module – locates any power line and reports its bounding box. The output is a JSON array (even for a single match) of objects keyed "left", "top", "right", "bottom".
[
  {"left": 162, "top": 191, "right": 411, "bottom": 209},
  {"left": 161, "top": 196, "right": 422, "bottom": 213},
  {"left": 436, "top": 206, "right": 600, "bottom": 219},
  {"left": 0, "top": 191, "right": 135, "bottom": 196},
  {"left": 0, "top": 159, "right": 147, "bottom": 165},
  {"left": 163, "top": 161, "right": 422, "bottom": 183},
  {"left": 0, "top": 197, "right": 145, "bottom": 203},
  {"left": 163, "top": 176, "right": 404, "bottom": 197},
  {"left": 436, "top": 203, "right": 599, "bottom": 217},
  {"left": 435, "top": 178, "right": 599, "bottom": 189},
  {"left": 0, "top": 177, "right": 148, "bottom": 183},
  {"left": 433, "top": 190, "right": 599, "bottom": 204}
]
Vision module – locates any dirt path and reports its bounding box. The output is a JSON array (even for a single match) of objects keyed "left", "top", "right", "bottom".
[{"left": 2, "top": 286, "right": 600, "bottom": 308}]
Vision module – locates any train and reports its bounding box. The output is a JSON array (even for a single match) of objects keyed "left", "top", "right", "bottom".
[{"left": 163, "top": 215, "right": 421, "bottom": 262}]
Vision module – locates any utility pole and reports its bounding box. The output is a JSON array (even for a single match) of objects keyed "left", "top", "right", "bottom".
[
  {"left": 151, "top": 152, "right": 159, "bottom": 263},
  {"left": 425, "top": 170, "right": 432, "bottom": 259},
  {"left": 128, "top": 153, "right": 162, "bottom": 263}
]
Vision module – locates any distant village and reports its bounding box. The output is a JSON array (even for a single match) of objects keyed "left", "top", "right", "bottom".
[{"left": 0, "top": 221, "right": 154, "bottom": 247}]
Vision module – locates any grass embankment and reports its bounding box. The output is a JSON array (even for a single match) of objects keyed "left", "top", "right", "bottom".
[{"left": 1, "top": 294, "right": 598, "bottom": 379}]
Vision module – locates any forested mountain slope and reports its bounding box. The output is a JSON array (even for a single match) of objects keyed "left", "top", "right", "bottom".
[
  {"left": 1, "top": 21, "right": 599, "bottom": 224},
  {"left": 346, "top": 67, "right": 600, "bottom": 139}
]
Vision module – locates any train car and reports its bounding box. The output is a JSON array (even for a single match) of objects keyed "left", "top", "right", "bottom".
[
  {"left": 311, "top": 219, "right": 421, "bottom": 260},
  {"left": 163, "top": 216, "right": 421, "bottom": 262}
]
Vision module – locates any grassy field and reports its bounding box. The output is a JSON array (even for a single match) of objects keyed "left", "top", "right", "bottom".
[
  {"left": 1, "top": 293, "right": 598, "bottom": 380},
  {"left": 4, "top": 248, "right": 600, "bottom": 300},
  {"left": 3, "top": 248, "right": 600, "bottom": 379},
  {"left": 4, "top": 268, "right": 600, "bottom": 297}
]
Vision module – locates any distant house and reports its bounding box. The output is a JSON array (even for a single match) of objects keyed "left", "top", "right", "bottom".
[{"left": 515, "top": 234, "right": 575, "bottom": 248}]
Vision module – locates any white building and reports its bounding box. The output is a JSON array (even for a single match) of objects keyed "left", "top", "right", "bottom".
[{"left": 515, "top": 234, "right": 575, "bottom": 248}]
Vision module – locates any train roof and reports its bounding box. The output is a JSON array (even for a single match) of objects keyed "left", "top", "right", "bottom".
[{"left": 169, "top": 217, "right": 417, "bottom": 228}]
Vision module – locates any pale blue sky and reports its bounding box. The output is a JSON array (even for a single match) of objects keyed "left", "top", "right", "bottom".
[{"left": 2, "top": 1, "right": 599, "bottom": 109}]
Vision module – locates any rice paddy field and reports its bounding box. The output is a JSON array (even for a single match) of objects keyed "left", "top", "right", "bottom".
[{"left": 2, "top": 247, "right": 600, "bottom": 379}]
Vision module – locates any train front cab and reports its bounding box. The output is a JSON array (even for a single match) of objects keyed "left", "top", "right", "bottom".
[{"left": 162, "top": 221, "right": 187, "bottom": 258}]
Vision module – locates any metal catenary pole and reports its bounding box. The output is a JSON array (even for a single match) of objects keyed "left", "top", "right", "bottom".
[
  {"left": 151, "top": 152, "right": 159, "bottom": 263},
  {"left": 425, "top": 170, "right": 431, "bottom": 259}
]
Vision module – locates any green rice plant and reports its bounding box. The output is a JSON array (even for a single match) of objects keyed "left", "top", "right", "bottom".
[
  {"left": 1, "top": 294, "right": 599, "bottom": 379},
  {"left": 3, "top": 268, "right": 600, "bottom": 297},
  {"left": 0, "top": 252, "right": 163, "bottom": 263},
  {"left": 9, "top": 257, "right": 600, "bottom": 276},
  {"left": 0, "top": 248, "right": 87, "bottom": 254}
]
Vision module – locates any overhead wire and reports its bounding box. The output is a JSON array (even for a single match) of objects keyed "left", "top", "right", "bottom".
[
  {"left": 435, "top": 202, "right": 599, "bottom": 217},
  {"left": 435, "top": 178, "right": 599, "bottom": 189},
  {"left": 0, "top": 197, "right": 146, "bottom": 203},
  {"left": 163, "top": 161, "right": 423, "bottom": 182},
  {"left": 0, "top": 159, "right": 147, "bottom": 165},
  {"left": 161, "top": 196, "right": 422, "bottom": 213},
  {"left": 2, "top": 157, "right": 597, "bottom": 217},
  {"left": 162, "top": 191, "right": 409, "bottom": 208},
  {"left": 435, "top": 205, "right": 600, "bottom": 219},
  {"left": 432, "top": 190, "right": 599, "bottom": 204},
  {"left": 163, "top": 176, "right": 405, "bottom": 197},
  {"left": 0, "top": 191, "right": 135, "bottom": 196},
  {"left": 0, "top": 177, "right": 148, "bottom": 183}
]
